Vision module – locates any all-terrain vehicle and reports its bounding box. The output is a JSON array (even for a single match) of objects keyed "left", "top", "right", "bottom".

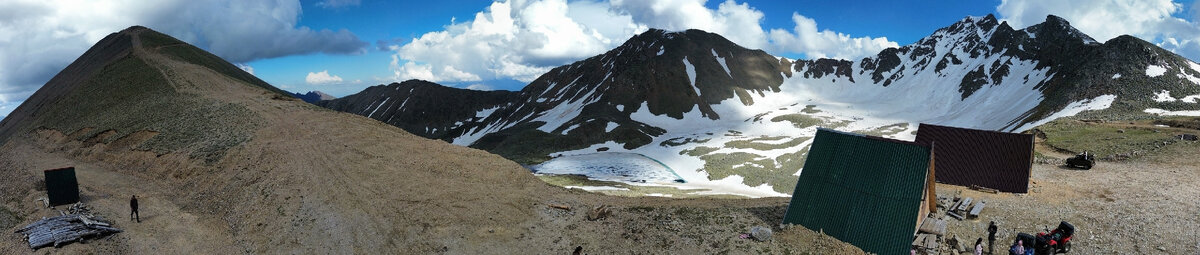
[
  {"left": 1035, "top": 221, "right": 1075, "bottom": 254},
  {"left": 1010, "top": 233, "right": 1035, "bottom": 255},
  {"left": 1065, "top": 152, "right": 1094, "bottom": 170}
]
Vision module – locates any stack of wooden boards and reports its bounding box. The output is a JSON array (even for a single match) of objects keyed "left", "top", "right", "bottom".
[
  {"left": 947, "top": 196, "right": 987, "bottom": 220},
  {"left": 14, "top": 203, "right": 121, "bottom": 249},
  {"left": 912, "top": 217, "right": 948, "bottom": 253}
]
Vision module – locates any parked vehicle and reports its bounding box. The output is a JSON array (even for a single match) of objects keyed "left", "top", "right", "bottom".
[
  {"left": 1065, "top": 152, "right": 1094, "bottom": 170},
  {"left": 1036, "top": 221, "right": 1075, "bottom": 254},
  {"left": 1010, "top": 233, "right": 1035, "bottom": 255}
]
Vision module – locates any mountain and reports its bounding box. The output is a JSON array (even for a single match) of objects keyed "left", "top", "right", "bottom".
[
  {"left": 290, "top": 90, "right": 337, "bottom": 103},
  {"left": 325, "top": 14, "right": 1200, "bottom": 196},
  {"left": 0, "top": 26, "right": 552, "bottom": 253},
  {"left": 316, "top": 80, "right": 517, "bottom": 138}
]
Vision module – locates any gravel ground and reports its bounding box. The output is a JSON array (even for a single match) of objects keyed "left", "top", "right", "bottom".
[{"left": 933, "top": 142, "right": 1200, "bottom": 255}]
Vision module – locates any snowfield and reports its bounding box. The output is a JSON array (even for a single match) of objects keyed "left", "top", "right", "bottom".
[
  {"left": 460, "top": 17, "right": 1133, "bottom": 197},
  {"left": 1144, "top": 108, "right": 1200, "bottom": 116}
]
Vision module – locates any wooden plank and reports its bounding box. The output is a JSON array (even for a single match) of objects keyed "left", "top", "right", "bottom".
[
  {"left": 969, "top": 201, "right": 987, "bottom": 217},
  {"left": 956, "top": 197, "right": 973, "bottom": 211},
  {"left": 924, "top": 234, "right": 938, "bottom": 250},
  {"left": 971, "top": 185, "right": 999, "bottom": 194},
  {"left": 948, "top": 211, "right": 964, "bottom": 220},
  {"left": 18, "top": 214, "right": 121, "bottom": 249},
  {"left": 918, "top": 218, "right": 947, "bottom": 235}
]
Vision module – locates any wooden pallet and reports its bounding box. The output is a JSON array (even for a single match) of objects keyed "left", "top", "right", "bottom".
[{"left": 16, "top": 214, "right": 121, "bottom": 249}]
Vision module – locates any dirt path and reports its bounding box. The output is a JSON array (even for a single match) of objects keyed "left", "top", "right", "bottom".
[{"left": 0, "top": 141, "right": 239, "bottom": 254}]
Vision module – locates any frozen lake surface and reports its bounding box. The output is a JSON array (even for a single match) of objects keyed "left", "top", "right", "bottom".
[{"left": 530, "top": 152, "right": 685, "bottom": 184}]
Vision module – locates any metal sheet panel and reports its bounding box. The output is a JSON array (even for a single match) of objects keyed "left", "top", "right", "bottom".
[
  {"left": 783, "top": 128, "right": 933, "bottom": 255},
  {"left": 914, "top": 123, "right": 1033, "bottom": 193}
]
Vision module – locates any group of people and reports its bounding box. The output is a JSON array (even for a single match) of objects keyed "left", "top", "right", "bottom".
[{"left": 972, "top": 221, "right": 1027, "bottom": 255}]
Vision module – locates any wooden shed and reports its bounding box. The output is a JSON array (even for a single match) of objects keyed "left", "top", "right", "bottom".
[{"left": 44, "top": 167, "right": 79, "bottom": 206}]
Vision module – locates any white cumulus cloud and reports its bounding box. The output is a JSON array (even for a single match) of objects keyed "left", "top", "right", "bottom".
[
  {"left": 465, "top": 84, "right": 495, "bottom": 91},
  {"left": 766, "top": 13, "right": 899, "bottom": 60},
  {"left": 0, "top": 0, "right": 366, "bottom": 118},
  {"left": 391, "top": 0, "right": 642, "bottom": 83},
  {"left": 236, "top": 63, "right": 255, "bottom": 75},
  {"left": 306, "top": 70, "right": 344, "bottom": 85},
  {"left": 387, "top": 0, "right": 895, "bottom": 84}
]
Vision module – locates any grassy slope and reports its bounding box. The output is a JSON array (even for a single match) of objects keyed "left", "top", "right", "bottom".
[
  {"left": 1037, "top": 118, "right": 1199, "bottom": 160},
  {"left": 32, "top": 53, "right": 260, "bottom": 163},
  {"left": 139, "top": 30, "right": 291, "bottom": 97}
]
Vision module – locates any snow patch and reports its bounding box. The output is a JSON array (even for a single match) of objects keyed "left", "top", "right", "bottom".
[
  {"left": 1178, "top": 72, "right": 1200, "bottom": 85},
  {"left": 1144, "top": 108, "right": 1200, "bottom": 116},
  {"left": 1181, "top": 95, "right": 1200, "bottom": 103},
  {"left": 1146, "top": 65, "right": 1168, "bottom": 77},
  {"left": 657, "top": 46, "right": 665, "bottom": 56},
  {"left": 1111, "top": 73, "right": 1121, "bottom": 79},
  {"left": 1153, "top": 90, "right": 1177, "bottom": 102},
  {"left": 367, "top": 97, "right": 390, "bottom": 118},
  {"left": 682, "top": 57, "right": 698, "bottom": 90},
  {"left": 561, "top": 122, "right": 583, "bottom": 134},
  {"left": 564, "top": 186, "right": 630, "bottom": 191},
  {"left": 1189, "top": 61, "right": 1200, "bottom": 73},
  {"left": 606, "top": 122, "right": 619, "bottom": 132},
  {"left": 616, "top": 104, "right": 624, "bottom": 112},
  {"left": 712, "top": 49, "right": 732, "bottom": 78},
  {"left": 1016, "top": 95, "right": 1117, "bottom": 131}
]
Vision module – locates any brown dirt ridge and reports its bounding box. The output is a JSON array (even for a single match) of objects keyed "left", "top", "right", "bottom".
[{"left": 0, "top": 26, "right": 860, "bottom": 254}]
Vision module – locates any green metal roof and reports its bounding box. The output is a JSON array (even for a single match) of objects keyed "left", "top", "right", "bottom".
[{"left": 783, "top": 128, "right": 932, "bottom": 255}]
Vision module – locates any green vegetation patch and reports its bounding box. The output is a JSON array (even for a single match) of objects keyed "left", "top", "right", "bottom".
[
  {"left": 660, "top": 137, "right": 711, "bottom": 147},
  {"left": 699, "top": 148, "right": 806, "bottom": 194},
  {"left": 137, "top": 29, "right": 182, "bottom": 49},
  {"left": 1154, "top": 117, "right": 1200, "bottom": 130},
  {"left": 770, "top": 114, "right": 823, "bottom": 128},
  {"left": 145, "top": 31, "right": 290, "bottom": 97},
  {"left": 33, "top": 55, "right": 260, "bottom": 163},
  {"left": 1039, "top": 120, "right": 1192, "bottom": 160},
  {"left": 681, "top": 146, "right": 720, "bottom": 156},
  {"left": 724, "top": 136, "right": 809, "bottom": 151},
  {"left": 859, "top": 123, "right": 909, "bottom": 137},
  {"left": 801, "top": 105, "right": 820, "bottom": 114}
]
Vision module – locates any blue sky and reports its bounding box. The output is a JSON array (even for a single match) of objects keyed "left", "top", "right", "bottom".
[
  {"left": 252, "top": 0, "right": 1004, "bottom": 96},
  {"left": 4, "top": 0, "right": 1200, "bottom": 118}
]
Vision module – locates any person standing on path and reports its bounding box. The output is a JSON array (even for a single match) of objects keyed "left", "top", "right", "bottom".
[
  {"left": 130, "top": 195, "right": 140, "bottom": 223},
  {"left": 988, "top": 221, "right": 998, "bottom": 254}
]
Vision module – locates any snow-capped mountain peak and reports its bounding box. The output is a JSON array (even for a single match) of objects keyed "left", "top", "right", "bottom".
[{"left": 322, "top": 15, "right": 1200, "bottom": 197}]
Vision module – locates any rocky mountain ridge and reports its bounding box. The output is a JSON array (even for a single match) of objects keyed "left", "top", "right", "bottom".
[{"left": 322, "top": 14, "right": 1200, "bottom": 195}]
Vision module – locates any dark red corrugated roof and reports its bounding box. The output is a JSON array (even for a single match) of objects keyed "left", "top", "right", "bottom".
[{"left": 915, "top": 123, "right": 1033, "bottom": 193}]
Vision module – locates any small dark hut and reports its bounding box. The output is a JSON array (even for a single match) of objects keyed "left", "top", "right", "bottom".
[{"left": 44, "top": 167, "right": 79, "bottom": 206}]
